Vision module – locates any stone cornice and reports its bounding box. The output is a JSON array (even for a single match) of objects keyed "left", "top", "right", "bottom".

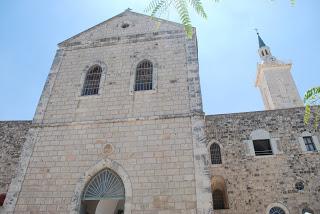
[
  {"left": 30, "top": 111, "right": 205, "bottom": 128},
  {"left": 59, "top": 30, "right": 187, "bottom": 51}
]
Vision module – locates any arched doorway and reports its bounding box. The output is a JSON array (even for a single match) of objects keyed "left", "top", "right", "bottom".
[{"left": 80, "top": 169, "right": 125, "bottom": 214}]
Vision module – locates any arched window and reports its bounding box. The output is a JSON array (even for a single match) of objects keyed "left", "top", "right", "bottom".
[
  {"left": 269, "top": 207, "right": 286, "bottom": 214},
  {"left": 210, "top": 143, "right": 222, "bottom": 164},
  {"left": 134, "top": 60, "right": 153, "bottom": 91},
  {"left": 81, "top": 65, "right": 102, "bottom": 96},
  {"left": 81, "top": 168, "right": 125, "bottom": 214},
  {"left": 211, "top": 176, "right": 228, "bottom": 210},
  {"left": 302, "top": 208, "right": 314, "bottom": 214},
  {"left": 265, "top": 49, "right": 268, "bottom": 55}
]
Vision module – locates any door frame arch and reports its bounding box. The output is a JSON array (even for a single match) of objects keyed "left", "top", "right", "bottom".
[{"left": 70, "top": 159, "right": 132, "bottom": 214}]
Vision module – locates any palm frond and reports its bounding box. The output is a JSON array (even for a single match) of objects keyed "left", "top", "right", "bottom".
[
  {"left": 152, "top": 0, "right": 167, "bottom": 16},
  {"left": 174, "top": 0, "right": 193, "bottom": 38},
  {"left": 304, "top": 86, "right": 320, "bottom": 104},
  {"left": 188, "top": 0, "right": 207, "bottom": 19},
  {"left": 290, "top": 0, "right": 296, "bottom": 6},
  {"left": 156, "top": 0, "right": 175, "bottom": 17},
  {"left": 145, "top": 0, "right": 166, "bottom": 13}
]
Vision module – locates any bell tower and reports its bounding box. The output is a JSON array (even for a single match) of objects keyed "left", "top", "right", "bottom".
[{"left": 255, "top": 32, "right": 303, "bottom": 110}]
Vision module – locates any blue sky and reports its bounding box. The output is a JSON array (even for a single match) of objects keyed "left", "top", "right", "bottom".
[{"left": 0, "top": 0, "right": 319, "bottom": 120}]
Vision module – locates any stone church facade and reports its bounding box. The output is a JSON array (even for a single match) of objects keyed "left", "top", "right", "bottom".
[{"left": 0, "top": 10, "right": 319, "bottom": 214}]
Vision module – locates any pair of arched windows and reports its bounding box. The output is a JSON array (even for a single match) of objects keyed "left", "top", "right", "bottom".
[
  {"left": 261, "top": 49, "right": 269, "bottom": 57},
  {"left": 81, "top": 60, "right": 153, "bottom": 96}
]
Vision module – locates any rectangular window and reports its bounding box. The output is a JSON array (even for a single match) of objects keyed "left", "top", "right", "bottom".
[
  {"left": 303, "top": 136, "right": 317, "bottom": 151},
  {"left": 253, "top": 139, "right": 273, "bottom": 156}
]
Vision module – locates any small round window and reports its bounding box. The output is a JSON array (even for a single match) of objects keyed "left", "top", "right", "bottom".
[
  {"left": 295, "top": 181, "right": 304, "bottom": 191},
  {"left": 269, "top": 207, "right": 286, "bottom": 214},
  {"left": 121, "top": 23, "right": 129, "bottom": 28}
]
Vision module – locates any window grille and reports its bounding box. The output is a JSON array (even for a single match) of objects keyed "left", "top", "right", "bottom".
[
  {"left": 269, "top": 207, "right": 286, "bottom": 214},
  {"left": 303, "top": 136, "right": 317, "bottom": 151},
  {"left": 212, "top": 190, "right": 224, "bottom": 210},
  {"left": 81, "top": 65, "right": 102, "bottom": 96},
  {"left": 253, "top": 139, "right": 273, "bottom": 156},
  {"left": 83, "top": 169, "right": 125, "bottom": 200},
  {"left": 134, "top": 60, "right": 153, "bottom": 91},
  {"left": 295, "top": 181, "right": 304, "bottom": 191},
  {"left": 210, "top": 143, "right": 222, "bottom": 164}
]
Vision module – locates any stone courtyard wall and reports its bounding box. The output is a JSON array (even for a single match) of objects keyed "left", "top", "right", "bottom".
[
  {"left": 0, "top": 121, "right": 31, "bottom": 193},
  {"left": 205, "top": 107, "right": 320, "bottom": 214}
]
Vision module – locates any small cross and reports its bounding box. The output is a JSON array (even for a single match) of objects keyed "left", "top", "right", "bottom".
[{"left": 254, "top": 28, "right": 259, "bottom": 35}]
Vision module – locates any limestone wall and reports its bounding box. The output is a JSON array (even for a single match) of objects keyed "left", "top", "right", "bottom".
[
  {"left": 205, "top": 107, "right": 320, "bottom": 214},
  {"left": 0, "top": 121, "right": 31, "bottom": 193},
  {"left": 12, "top": 118, "right": 199, "bottom": 214}
]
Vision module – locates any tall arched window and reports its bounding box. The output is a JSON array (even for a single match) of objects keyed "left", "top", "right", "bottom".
[
  {"left": 134, "top": 60, "right": 153, "bottom": 91},
  {"left": 210, "top": 143, "right": 222, "bottom": 164},
  {"left": 211, "top": 176, "right": 228, "bottom": 210},
  {"left": 81, "top": 65, "right": 102, "bottom": 96}
]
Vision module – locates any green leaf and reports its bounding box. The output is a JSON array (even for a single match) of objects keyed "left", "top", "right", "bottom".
[
  {"left": 174, "top": 0, "right": 193, "bottom": 38},
  {"left": 145, "top": 0, "right": 165, "bottom": 13},
  {"left": 188, "top": 0, "right": 207, "bottom": 19},
  {"left": 304, "top": 86, "right": 320, "bottom": 103}
]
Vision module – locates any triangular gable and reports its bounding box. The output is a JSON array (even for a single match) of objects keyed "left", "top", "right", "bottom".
[{"left": 58, "top": 9, "right": 184, "bottom": 46}]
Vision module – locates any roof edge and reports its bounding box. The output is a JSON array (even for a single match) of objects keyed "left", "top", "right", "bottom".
[{"left": 58, "top": 9, "right": 187, "bottom": 47}]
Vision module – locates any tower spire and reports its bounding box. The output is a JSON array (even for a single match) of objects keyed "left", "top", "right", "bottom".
[
  {"left": 255, "top": 29, "right": 266, "bottom": 48},
  {"left": 255, "top": 30, "right": 303, "bottom": 110},
  {"left": 255, "top": 30, "right": 275, "bottom": 62},
  {"left": 257, "top": 32, "right": 266, "bottom": 48}
]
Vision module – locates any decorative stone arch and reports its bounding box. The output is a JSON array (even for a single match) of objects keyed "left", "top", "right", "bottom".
[
  {"left": 250, "top": 129, "right": 270, "bottom": 140},
  {"left": 129, "top": 54, "right": 159, "bottom": 94},
  {"left": 70, "top": 159, "right": 132, "bottom": 214},
  {"left": 207, "top": 139, "right": 223, "bottom": 150},
  {"left": 78, "top": 60, "right": 108, "bottom": 97},
  {"left": 266, "top": 202, "right": 290, "bottom": 214},
  {"left": 301, "top": 131, "right": 312, "bottom": 137}
]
